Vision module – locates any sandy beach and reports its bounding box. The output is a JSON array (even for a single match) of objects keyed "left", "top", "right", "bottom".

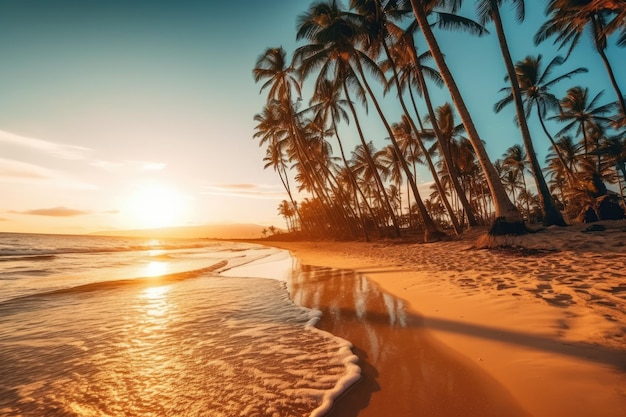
[{"left": 260, "top": 220, "right": 626, "bottom": 417}]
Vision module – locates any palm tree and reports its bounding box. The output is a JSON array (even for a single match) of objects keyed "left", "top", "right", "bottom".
[
  {"left": 253, "top": 47, "right": 302, "bottom": 105},
  {"left": 307, "top": 79, "right": 371, "bottom": 240},
  {"left": 388, "top": 24, "right": 478, "bottom": 228},
  {"left": 477, "top": 0, "right": 566, "bottom": 227},
  {"left": 278, "top": 200, "right": 297, "bottom": 232},
  {"left": 408, "top": 0, "right": 525, "bottom": 234},
  {"left": 294, "top": 0, "right": 402, "bottom": 236},
  {"left": 595, "top": 135, "right": 626, "bottom": 200},
  {"left": 255, "top": 47, "right": 344, "bottom": 235},
  {"left": 502, "top": 144, "right": 531, "bottom": 217},
  {"left": 554, "top": 86, "right": 616, "bottom": 154},
  {"left": 494, "top": 54, "right": 587, "bottom": 181},
  {"left": 535, "top": 0, "right": 626, "bottom": 120},
  {"left": 254, "top": 102, "right": 305, "bottom": 229},
  {"left": 332, "top": 0, "right": 446, "bottom": 240},
  {"left": 391, "top": 115, "right": 463, "bottom": 234}
]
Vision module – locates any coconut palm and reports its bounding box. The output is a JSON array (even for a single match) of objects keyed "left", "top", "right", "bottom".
[
  {"left": 278, "top": 200, "right": 297, "bottom": 232},
  {"left": 494, "top": 54, "right": 587, "bottom": 181},
  {"left": 294, "top": 1, "right": 403, "bottom": 236},
  {"left": 502, "top": 144, "right": 531, "bottom": 217},
  {"left": 391, "top": 115, "right": 463, "bottom": 234},
  {"left": 390, "top": 27, "right": 480, "bottom": 228},
  {"left": 535, "top": 0, "right": 626, "bottom": 119},
  {"left": 254, "top": 102, "right": 305, "bottom": 230},
  {"left": 330, "top": 0, "right": 447, "bottom": 240},
  {"left": 306, "top": 79, "right": 371, "bottom": 240},
  {"left": 255, "top": 47, "right": 350, "bottom": 234},
  {"left": 408, "top": 0, "right": 525, "bottom": 234},
  {"left": 554, "top": 86, "right": 616, "bottom": 154},
  {"left": 477, "top": 0, "right": 566, "bottom": 227}
]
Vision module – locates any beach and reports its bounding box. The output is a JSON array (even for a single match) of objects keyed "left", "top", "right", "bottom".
[{"left": 262, "top": 219, "right": 626, "bottom": 417}]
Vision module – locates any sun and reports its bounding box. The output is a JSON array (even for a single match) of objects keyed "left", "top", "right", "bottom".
[{"left": 127, "top": 183, "right": 188, "bottom": 229}]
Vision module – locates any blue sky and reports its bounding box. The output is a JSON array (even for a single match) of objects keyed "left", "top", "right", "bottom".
[{"left": 0, "top": 1, "right": 622, "bottom": 234}]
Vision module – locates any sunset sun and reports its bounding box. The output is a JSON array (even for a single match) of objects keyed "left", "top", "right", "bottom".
[{"left": 127, "top": 183, "right": 188, "bottom": 229}]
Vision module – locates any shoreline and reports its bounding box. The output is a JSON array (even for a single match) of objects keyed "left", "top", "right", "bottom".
[{"left": 254, "top": 220, "right": 626, "bottom": 417}]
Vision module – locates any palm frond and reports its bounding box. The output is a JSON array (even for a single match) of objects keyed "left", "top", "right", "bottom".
[{"left": 435, "top": 12, "right": 489, "bottom": 37}]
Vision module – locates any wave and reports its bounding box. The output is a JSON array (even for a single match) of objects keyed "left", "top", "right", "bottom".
[
  {"left": 0, "top": 260, "right": 228, "bottom": 312},
  {"left": 0, "top": 243, "right": 215, "bottom": 258},
  {"left": 0, "top": 254, "right": 57, "bottom": 262}
]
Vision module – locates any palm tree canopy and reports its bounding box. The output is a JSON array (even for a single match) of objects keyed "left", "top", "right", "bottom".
[
  {"left": 494, "top": 54, "right": 588, "bottom": 119},
  {"left": 253, "top": 47, "right": 302, "bottom": 103}
]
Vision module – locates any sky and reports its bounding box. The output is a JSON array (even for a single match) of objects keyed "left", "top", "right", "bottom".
[{"left": 0, "top": 0, "right": 623, "bottom": 235}]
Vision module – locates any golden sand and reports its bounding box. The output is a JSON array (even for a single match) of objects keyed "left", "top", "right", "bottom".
[{"left": 260, "top": 219, "right": 626, "bottom": 417}]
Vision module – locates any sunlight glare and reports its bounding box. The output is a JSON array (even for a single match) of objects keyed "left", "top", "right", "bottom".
[
  {"left": 127, "top": 184, "right": 187, "bottom": 229},
  {"left": 144, "top": 261, "right": 168, "bottom": 277}
]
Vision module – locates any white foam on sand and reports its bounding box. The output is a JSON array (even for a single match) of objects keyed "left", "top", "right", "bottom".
[{"left": 220, "top": 245, "right": 362, "bottom": 417}]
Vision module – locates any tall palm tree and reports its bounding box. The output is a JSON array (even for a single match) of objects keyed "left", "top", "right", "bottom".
[
  {"left": 535, "top": 0, "right": 626, "bottom": 119},
  {"left": 502, "top": 144, "right": 531, "bottom": 216},
  {"left": 255, "top": 47, "right": 346, "bottom": 234},
  {"left": 335, "top": 0, "right": 446, "bottom": 240},
  {"left": 390, "top": 27, "right": 480, "bottom": 227},
  {"left": 494, "top": 54, "right": 587, "bottom": 181},
  {"left": 477, "top": 0, "right": 567, "bottom": 227},
  {"left": 254, "top": 102, "right": 305, "bottom": 229},
  {"left": 294, "top": 0, "right": 402, "bottom": 236},
  {"left": 408, "top": 0, "right": 525, "bottom": 234},
  {"left": 554, "top": 86, "right": 616, "bottom": 154},
  {"left": 392, "top": 115, "right": 463, "bottom": 234},
  {"left": 307, "top": 79, "right": 371, "bottom": 240}
]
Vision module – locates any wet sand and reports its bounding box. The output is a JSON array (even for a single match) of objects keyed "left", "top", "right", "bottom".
[
  {"left": 289, "top": 265, "right": 529, "bottom": 417},
  {"left": 260, "top": 220, "right": 626, "bottom": 417}
]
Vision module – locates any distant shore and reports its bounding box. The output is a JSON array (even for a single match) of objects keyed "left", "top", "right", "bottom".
[{"left": 253, "top": 220, "right": 626, "bottom": 417}]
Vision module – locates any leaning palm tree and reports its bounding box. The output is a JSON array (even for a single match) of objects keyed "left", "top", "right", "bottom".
[
  {"left": 254, "top": 102, "right": 305, "bottom": 230},
  {"left": 294, "top": 0, "right": 403, "bottom": 236},
  {"left": 306, "top": 79, "right": 371, "bottom": 240},
  {"left": 553, "top": 86, "right": 616, "bottom": 154},
  {"left": 335, "top": 0, "right": 447, "bottom": 240},
  {"left": 502, "top": 144, "right": 531, "bottom": 217},
  {"left": 477, "top": 0, "right": 566, "bottom": 227},
  {"left": 392, "top": 115, "right": 463, "bottom": 234},
  {"left": 389, "top": 25, "right": 480, "bottom": 228},
  {"left": 408, "top": 0, "right": 525, "bottom": 234},
  {"left": 255, "top": 47, "right": 343, "bottom": 234},
  {"left": 494, "top": 54, "right": 587, "bottom": 181},
  {"left": 535, "top": 0, "right": 626, "bottom": 120}
]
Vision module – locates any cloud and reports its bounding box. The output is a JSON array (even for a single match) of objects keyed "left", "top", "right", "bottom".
[
  {"left": 14, "top": 207, "right": 92, "bottom": 217},
  {"left": 0, "top": 158, "right": 97, "bottom": 189},
  {"left": 0, "top": 217, "right": 8, "bottom": 221},
  {"left": 129, "top": 160, "right": 167, "bottom": 171},
  {"left": 0, "top": 158, "right": 51, "bottom": 179},
  {"left": 89, "top": 159, "right": 167, "bottom": 172},
  {"left": 203, "top": 183, "right": 286, "bottom": 199},
  {"left": 0, "top": 129, "right": 91, "bottom": 160}
]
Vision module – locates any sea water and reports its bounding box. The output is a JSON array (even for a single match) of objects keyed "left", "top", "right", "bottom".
[{"left": 0, "top": 233, "right": 359, "bottom": 417}]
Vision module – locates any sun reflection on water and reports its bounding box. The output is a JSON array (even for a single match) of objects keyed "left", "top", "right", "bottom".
[{"left": 144, "top": 261, "right": 168, "bottom": 277}]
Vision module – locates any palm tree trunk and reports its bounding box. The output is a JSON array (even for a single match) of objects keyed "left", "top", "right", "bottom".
[
  {"left": 489, "top": 2, "right": 567, "bottom": 227},
  {"left": 276, "top": 163, "right": 307, "bottom": 233},
  {"left": 406, "top": 38, "right": 478, "bottom": 228},
  {"left": 342, "top": 80, "right": 402, "bottom": 237},
  {"left": 409, "top": 0, "right": 524, "bottom": 235},
  {"left": 365, "top": 44, "right": 449, "bottom": 239},
  {"left": 382, "top": 39, "right": 461, "bottom": 236},
  {"left": 331, "top": 121, "right": 371, "bottom": 241},
  {"left": 536, "top": 106, "right": 575, "bottom": 182},
  {"left": 592, "top": 15, "right": 626, "bottom": 118}
]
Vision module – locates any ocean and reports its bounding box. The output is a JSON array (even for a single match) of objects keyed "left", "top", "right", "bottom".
[{"left": 0, "top": 233, "right": 360, "bottom": 417}]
